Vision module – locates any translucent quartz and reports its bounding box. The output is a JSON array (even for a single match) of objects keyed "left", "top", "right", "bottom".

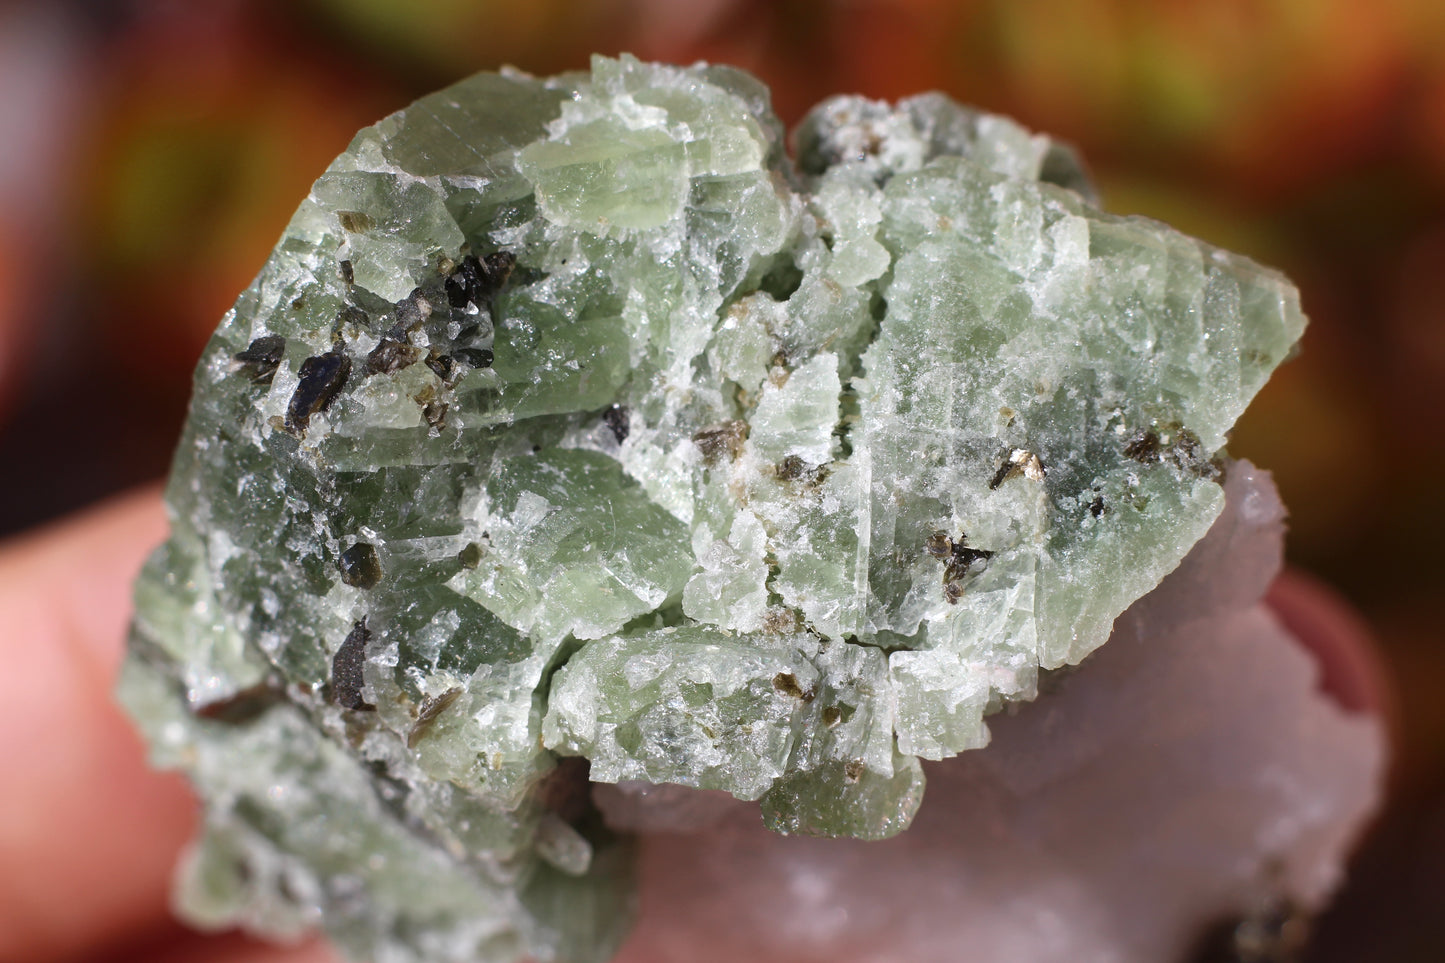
[{"left": 120, "top": 55, "right": 1315, "bottom": 963}]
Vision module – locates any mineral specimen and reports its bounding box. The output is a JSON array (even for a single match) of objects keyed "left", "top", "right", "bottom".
[
  {"left": 605, "top": 463, "right": 1385, "bottom": 963},
  {"left": 121, "top": 54, "right": 1317, "bottom": 963}
]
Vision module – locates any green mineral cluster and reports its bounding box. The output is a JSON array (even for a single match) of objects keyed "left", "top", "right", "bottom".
[{"left": 120, "top": 55, "right": 1305, "bottom": 963}]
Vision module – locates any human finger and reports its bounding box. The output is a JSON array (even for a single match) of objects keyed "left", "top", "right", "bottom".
[
  {"left": 0, "top": 488, "right": 198, "bottom": 963},
  {"left": 108, "top": 932, "right": 344, "bottom": 963},
  {"left": 1267, "top": 567, "right": 1395, "bottom": 723}
]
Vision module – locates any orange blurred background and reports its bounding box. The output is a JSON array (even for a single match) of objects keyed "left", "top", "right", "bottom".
[{"left": 0, "top": 1, "right": 1441, "bottom": 958}]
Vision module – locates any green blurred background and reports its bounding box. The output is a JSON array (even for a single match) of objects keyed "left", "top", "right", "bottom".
[{"left": 0, "top": 0, "right": 1440, "bottom": 958}]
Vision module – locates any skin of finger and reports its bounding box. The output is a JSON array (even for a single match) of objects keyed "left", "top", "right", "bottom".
[
  {"left": 118, "top": 933, "right": 346, "bottom": 963},
  {"left": 0, "top": 488, "right": 200, "bottom": 963},
  {"left": 1266, "top": 569, "right": 1395, "bottom": 722}
]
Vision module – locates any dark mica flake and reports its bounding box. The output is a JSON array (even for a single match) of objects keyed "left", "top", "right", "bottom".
[
  {"left": 773, "top": 455, "right": 829, "bottom": 487},
  {"left": 334, "top": 304, "right": 370, "bottom": 341},
  {"left": 285, "top": 350, "right": 352, "bottom": 433},
  {"left": 393, "top": 290, "right": 433, "bottom": 333},
  {"left": 425, "top": 351, "right": 456, "bottom": 381},
  {"left": 453, "top": 347, "right": 494, "bottom": 369},
  {"left": 772, "top": 672, "right": 814, "bottom": 702},
  {"left": 338, "top": 543, "right": 383, "bottom": 589},
  {"left": 1124, "top": 426, "right": 1222, "bottom": 480},
  {"left": 192, "top": 679, "right": 284, "bottom": 725},
  {"left": 944, "top": 546, "right": 994, "bottom": 582},
  {"left": 603, "top": 404, "right": 630, "bottom": 443},
  {"left": 988, "top": 460, "right": 1014, "bottom": 490},
  {"left": 932, "top": 531, "right": 994, "bottom": 604},
  {"left": 422, "top": 401, "right": 449, "bottom": 429},
  {"left": 1165, "top": 429, "right": 1223, "bottom": 481},
  {"left": 1124, "top": 429, "right": 1162, "bottom": 463},
  {"left": 233, "top": 335, "right": 286, "bottom": 385},
  {"left": 989, "top": 448, "right": 1045, "bottom": 490},
  {"left": 925, "top": 531, "right": 953, "bottom": 559},
  {"left": 775, "top": 455, "right": 806, "bottom": 480},
  {"left": 332, "top": 617, "right": 374, "bottom": 711},
  {"left": 406, "top": 688, "right": 464, "bottom": 749},
  {"left": 692, "top": 420, "right": 748, "bottom": 463},
  {"left": 445, "top": 251, "right": 517, "bottom": 308},
  {"left": 366, "top": 339, "right": 421, "bottom": 376},
  {"left": 336, "top": 210, "right": 374, "bottom": 233}
]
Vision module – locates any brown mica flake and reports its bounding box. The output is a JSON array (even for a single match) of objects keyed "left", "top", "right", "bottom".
[
  {"left": 232, "top": 335, "right": 286, "bottom": 385},
  {"left": 1124, "top": 425, "right": 1222, "bottom": 481},
  {"left": 693, "top": 420, "right": 748, "bottom": 463},
  {"left": 927, "top": 530, "right": 995, "bottom": 604},
  {"left": 453, "top": 347, "right": 494, "bottom": 369},
  {"left": 445, "top": 251, "right": 517, "bottom": 308},
  {"left": 774, "top": 455, "right": 830, "bottom": 488},
  {"left": 332, "top": 304, "right": 370, "bottom": 343},
  {"left": 1124, "top": 429, "right": 1163, "bottom": 463},
  {"left": 760, "top": 607, "right": 800, "bottom": 635},
  {"left": 425, "top": 350, "right": 458, "bottom": 383},
  {"left": 421, "top": 398, "right": 449, "bottom": 429},
  {"left": 989, "top": 448, "right": 1045, "bottom": 490},
  {"left": 1165, "top": 429, "right": 1224, "bottom": 481},
  {"left": 192, "top": 679, "right": 285, "bottom": 725},
  {"left": 772, "top": 672, "right": 815, "bottom": 702},
  {"left": 366, "top": 338, "right": 422, "bottom": 376},
  {"left": 391, "top": 290, "right": 434, "bottom": 336},
  {"left": 407, "top": 687, "right": 464, "bottom": 749},
  {"left": 336, "top": 210, "right": 374, "bottom": 233}
]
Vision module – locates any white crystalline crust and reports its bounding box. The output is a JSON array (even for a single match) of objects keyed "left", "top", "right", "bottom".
[
  {"left": 118, "top": 55, "right": 1318, "bottom": 963},
  {"left": 608, "top": 464, "right": 1386, "bottom": 963}
]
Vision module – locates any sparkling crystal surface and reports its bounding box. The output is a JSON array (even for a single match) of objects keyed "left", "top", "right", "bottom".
[
  {"left": 120, "top": 55, "right": 1308, "bottom": 963},
  {"left": 606, "top": 465, "right": 1385, "bottom": 963}
]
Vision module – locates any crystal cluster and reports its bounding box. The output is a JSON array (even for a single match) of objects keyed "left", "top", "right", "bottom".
[
  {"left": 121, "top": 55, "right": 1312, "bottom": 963},
  {"left": 605, "top": 463, "right": 1385, "bottom": 963}
]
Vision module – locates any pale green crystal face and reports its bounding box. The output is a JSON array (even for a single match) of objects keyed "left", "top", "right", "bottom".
[{"left": 120, "top": 54, "right": 1305, "bottom": 963}]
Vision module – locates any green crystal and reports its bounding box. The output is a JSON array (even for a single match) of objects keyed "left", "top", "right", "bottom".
[{"left": 120, "top": 54, "right": 1305, "bottom": 963}]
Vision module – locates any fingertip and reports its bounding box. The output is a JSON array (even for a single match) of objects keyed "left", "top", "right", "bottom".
[
  {"left": 0, "top": 486, "right": 192, "bottom": 962},
  {"left": 0, "top": 485, "right": 167, "bottom": 671},
  {"left": 113, "top": 932, "right": 347, "bottom": 963},
  {"left": 1266, "top": 568, "right": 1397, "bottom": 733}
]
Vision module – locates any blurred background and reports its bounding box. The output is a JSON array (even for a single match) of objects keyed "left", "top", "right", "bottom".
[{"left": 0, "top": 0, "right": 1440, "bottom": 958}]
